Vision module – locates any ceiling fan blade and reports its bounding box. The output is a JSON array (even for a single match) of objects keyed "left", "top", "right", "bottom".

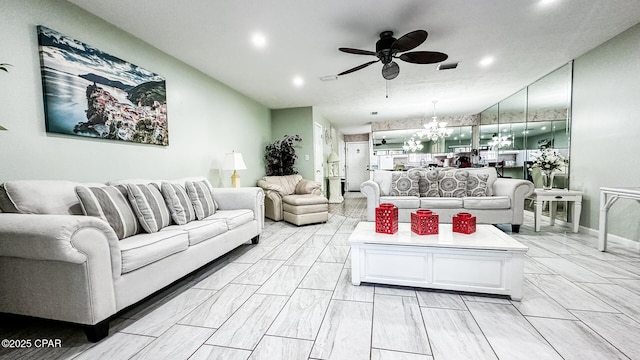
[
  {"left": 339, "top": 47, "right": 376, "bottom": 56},
  {"left": 391, "top": 30, "right": 428, "bottom": 52},
  {"left": 399, "top": 51, "right": 448, "bottom": 64},
  {"left": 382, "top": 61, "right": 399, "bottom": 80},
  {"left": 338, "top": 60, "right": 379, "bottom": 76}
]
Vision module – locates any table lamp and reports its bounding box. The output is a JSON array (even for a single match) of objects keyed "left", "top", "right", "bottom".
[{"left": 224, "top": 151, "right": 247, "bottom": 188}]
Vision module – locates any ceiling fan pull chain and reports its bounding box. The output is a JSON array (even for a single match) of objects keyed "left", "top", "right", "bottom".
[{"left": 386, "top": 80, "right": 389, "bottom": 99}]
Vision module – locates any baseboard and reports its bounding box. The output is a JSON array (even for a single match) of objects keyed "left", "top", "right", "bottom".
[{"left": 580, "top": 225, "right": 640, "bottom": 251}]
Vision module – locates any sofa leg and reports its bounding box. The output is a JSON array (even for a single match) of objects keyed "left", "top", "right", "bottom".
[
  {"left": 84, "top": 319, "right": 109, "bottom": 342},
  {"left": 512, "top": 224, "right": 521, "bottom": 233},
  {"left": 251, "top": 235, "right": 260, "bottom": 244}
]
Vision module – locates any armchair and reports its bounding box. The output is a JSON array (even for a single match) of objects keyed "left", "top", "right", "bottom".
[{"left": 257, "top": 175, "right": 328, "bottom": 226}]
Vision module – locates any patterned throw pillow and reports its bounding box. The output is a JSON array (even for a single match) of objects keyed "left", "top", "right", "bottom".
[
  {"left": 76, "top": 185, "right": 141, "bottom": 239},
  {"left": 161, "top": 182, "right": 196, "bottom": 225},
  {"left": 467, "top": 173, "right": 491, "bottom": 197},
  {"left": 418, "top": 169, "right": 440, "bottom": 197},
  {"left": 390, "top": 171, "right": 420, "bottom": 196},
  {"left": 126, "top": 183, "right": 172, "bottom": 233},
  {"left": 438, "top": 170, "right": 469, "bottom": 197},
  {"left": 185, "top": 180, "right": 217, "bottom": 220}
]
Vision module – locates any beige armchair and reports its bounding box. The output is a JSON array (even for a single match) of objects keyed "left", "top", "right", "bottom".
[{"left": 257, "top": 174, "right": 328, "bottom": 226}]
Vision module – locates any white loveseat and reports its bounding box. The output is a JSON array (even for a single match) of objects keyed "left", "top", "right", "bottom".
[
  {"left": 361, "top": 168, "right": 534, "bottom": 232},
  {"left": 0, "top": 177, "right": 264, "bottom": 341}
]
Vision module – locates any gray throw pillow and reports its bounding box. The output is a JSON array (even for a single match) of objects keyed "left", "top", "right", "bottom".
[
  {"left": 466, "top": 173, "right": 491, "bottom": 197},
  {"left": 185, "top": 180, "right": 217, "bottom": 220},
  {"left": 417, "top": 169, "right": 440, "bottom": 197},
  {"left": 126, "top": 183, "right": 172, "bottom": 233},
  {"left": 161, "top": 182, "right": 196, "bottom": 225},
  {"left": 438, "top": 170, "right": 469, "bottom": 197},
  {"left": 76, "top": 185, "right": 141, "bottom": 239},
  {"left": 390, "top": 171, "right": 420, "bottom": 196}
]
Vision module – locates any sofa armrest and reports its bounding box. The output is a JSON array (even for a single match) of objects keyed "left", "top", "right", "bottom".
[
  {"left": 0, "top": 213, "right": 122, "bottom": 278},
  {"left": 257, "top": 179, "right": 287, "bottom": 197},
  {"left": 493, "top": 178, "right": 535, "bottom": 225},
  {"left": 360, "top": 180, "right": 381, "bottom": 221},
  {"left": 212, "top": 187, "right": 265, "bottom": 228},
  {"left": 296, "top": 179, "right": 322, "bottom": 195}
]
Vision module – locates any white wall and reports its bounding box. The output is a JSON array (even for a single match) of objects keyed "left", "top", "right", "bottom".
[
  {"left": 571, "top": 22, "right": 640, "bottom": 242},
  {"left": 0, "top": 0, "right": 270, "bottom": 187}
]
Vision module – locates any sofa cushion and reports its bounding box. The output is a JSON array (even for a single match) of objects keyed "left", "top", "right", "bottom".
[
  {"left": 0, "top": 184, "right": 18, "bottom": 213},
  {"left": 2, "top": 180, "right": 84, "bottom": 215},
  {"left": 282, "top": 194, "right": 328, "bottom": 206},
  {"left": 373, "top": 170, "right": 393, "bottom": 196},
  {"left": 466, "top": 173, "right": 491, "bottom": 197},
  {"left": 119, "top": 230, "right": 188, "bottom": 273},
  {"left": 415, "top": 168, "right": 440, "bottom": 197},
  {"left": 380, "top": 196, "right": 420, "bottom": 209},
  {"left": 420, "top": 197, "right": 464, "bottom": 209},
  {"left": 390, "top": 171, "right": 420, "bottom": 196},
  {"left": 76, "top": 185, "right": 141, "bottom": 240},
  {"left": 207, "top": 209, "right": 254, "bottom": 230},
  {"left": 438, "top": 170, "right": 468, "bottom": 197},
  {"left": 464, "top": 196, "right": 511, "bottom": 210},
  {"left": 161, "top": 183, "right": 196, "bottom": 225},
  {"left": 126, "top": 183, "right": 172, "bottom": 233},
  {"left": 261, "top": 175, "right": 302, "bottom": 195},
  {"left": 185, "top": 180, "right": 217, "bottom": 220},
  {"left": 161, "top": 219, "right": 228, "bottom": 246},
  {"left": 463, "top": 167, "right": 498, "bottom": 196}
]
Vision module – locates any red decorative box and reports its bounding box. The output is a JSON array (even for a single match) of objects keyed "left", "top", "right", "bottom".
[
  {"left": 452, "top": 212, "right": 476, "bottom": 234},
  {"left": 411, "top": 209, "right": 439, "bottom": 235},
  {"left": 375, "top": 203, "right": 398, "bottom": 234}
]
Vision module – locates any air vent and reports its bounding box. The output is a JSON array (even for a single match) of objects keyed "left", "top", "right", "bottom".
[{"left": 437, "top": 62, "right": 459, "bottom": 70}]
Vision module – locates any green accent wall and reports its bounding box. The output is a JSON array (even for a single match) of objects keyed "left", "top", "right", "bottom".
[{"left": 270, "top": 107, "right": 314, "bottom": 179}]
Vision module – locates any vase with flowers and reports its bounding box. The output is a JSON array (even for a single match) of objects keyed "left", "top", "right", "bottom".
[{"left": 531, "top": 149, "right": 567, "bottom": 190}]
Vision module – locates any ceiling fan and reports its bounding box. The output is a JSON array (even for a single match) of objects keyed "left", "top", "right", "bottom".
[{"left": 338, "top": 30, "right": 448, "bottom": 80}]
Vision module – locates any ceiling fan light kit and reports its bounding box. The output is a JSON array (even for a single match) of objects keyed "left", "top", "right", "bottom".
[{"left": 338, "top": 29, "right": 448, "bottom": 80}]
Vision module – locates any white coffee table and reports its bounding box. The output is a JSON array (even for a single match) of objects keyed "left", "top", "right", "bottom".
[{"left": 349, "top": 222, "right": 528, "bottom": 300}]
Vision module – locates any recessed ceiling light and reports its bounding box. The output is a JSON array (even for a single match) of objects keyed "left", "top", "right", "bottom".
[
  {"left": 541, "top": 126, "right": 547, "bottom": 130},
  {"left": 251, "top": 32, "right": 267, "bottom": 48},
  {"left": 479, "top": 56, "right": 494, "bottom": 67},
  {"left": 292, "top": 76, "right": 304, "bottom": 87},
  {"left": 538, "top": 0, "right": 557, "bottom": 7},
  {"left": 454, "top": 137, "right": 458, "bottom": 140},
  {"left": 460, "top": 134, "right": 465, "bottom": 137}
]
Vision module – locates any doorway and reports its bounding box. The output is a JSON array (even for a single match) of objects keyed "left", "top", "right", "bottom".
[
  {"left": 314, "top": 122, "right": 324, "bottom": 192},
  {"left": 346, "top": 141, "right": 370, "bottom": 191}
]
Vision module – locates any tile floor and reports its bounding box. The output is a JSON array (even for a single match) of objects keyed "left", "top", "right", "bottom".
[{"left": 1, "top": 192, "right": 639, "bottom": 360}]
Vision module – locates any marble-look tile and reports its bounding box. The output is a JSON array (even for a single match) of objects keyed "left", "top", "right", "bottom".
[
  {"left": 577, "top": 282, "right": 640, "bottom": 322},
  {"left": 206, "top": 294, "right": 288, "bottom": 350},
  {"left": 72, "top": 332, "right": 153, "bottom": 360},
  {"left": 420, "top": 308, "right": 497, "bottom": 360},
  {"left": 532, "top": 237, "right": 589, "bottom": 256},
  {"left": 371, "top": 349, "right": 433, "bottom": 360},
  {"left": 515, "top": 240, "right": 559, "bottom": 258},
  {"left": 330, "top": 233, "right": 351, "bottom": 246},
  {"left": 611, "top": 260, "right": 640, "bottom": 277},
  {"left": 193, "top": 263, "right": 253, "bottom": 290},
  {"left": 249, "top": 335, "right": 314, "bottom": 360},
  {"left": 179, "top": 284, "right": 259, "bottom": 328},
  {"left": 461, "top": 294, "right": 511, "bottom": 304},
  {"left": 525, "top": 274, "right": 617, "bottom": 312},
  {"left": 317, "top": 244, "right": 350, "bottom": 263},
  {"left": 372, "top": 294, "right": 430, "bottom": 354},
  {"left": 256, "top": 265, "right": 310, "bottom": 296},
  {"left": 310, "top": 300, "right": 373, "bottom": 360},
  {"left": 563, "top": 255, "right": 639, "bottom": 279},
  {"left": 332, "top": 268, "right": 374, "bottom": 302},
  {"left": 303, "top": 234, "right": 333, "bottom": 248},
  {"left": 263, "top": 243, "right": 304, "bottom": 260},
  {"left": 375, "top": 285, "right": 417, "bottom": 297},
  {"left": 284, "top": 246, "right": 324, "bottom": 266},
  {"left": 123, "top": 289, "right": 214, "bottom": 336},
  {"left": 524, "top": 256, "right": 555, "bottom": 274},
  {"left": 188, "top": 345, "right": 251, "bottom": 360},
  {"left": 610, "top": 278, "right": 640, "bottom": 295},
  {"left": 230, "top": 245, "right": 275, "bottom": 264},
  {"left": 533, "top": 257, "right": 610, "bottom": 283},
  {"left": 416, "top": 290, "right": 466, "bottom": 310},
  {"left": 231, "top": 259, "right": 285, "bottom": 286},
  {"left": 281, "top": 231, "right": 314, "bottom": 245},
  {"left": 527, "top": 317, "right": 627, "bottom": 360},
  {"left": 298, "top": 262, "right": 344, "bottom": 290},
  {"left": 510, "top": 278, "right": 576, "bottom": 319},
  {"left": 571, "top": 310, "right": 640, "bottom": 360},
  {"left": 130, "top": 324, "right": 214, "bottom": 360},
  {"left": 466, "top": 302, "right": 562, "bottom": 360},
  {"left": 344, "top": 251, "right": 352, "bottom": 268},
  {"left": 267, "top": 289, "right": 332, "bottom": 340}
]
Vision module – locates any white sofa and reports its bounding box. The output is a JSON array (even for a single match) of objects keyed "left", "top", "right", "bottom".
[
  {"left": 361, "top": 168, "right": 534, "bottom": 232},
  {"left": 0, "top": 177, "right": 264, "bottom": 341}
]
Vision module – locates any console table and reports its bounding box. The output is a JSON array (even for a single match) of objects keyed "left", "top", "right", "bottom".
[
  {"left": 530, "top": 189, "right": 583, "bottom": 233},
  {"left": 598, "top": 187, "right": 640, "bottom": 251}
]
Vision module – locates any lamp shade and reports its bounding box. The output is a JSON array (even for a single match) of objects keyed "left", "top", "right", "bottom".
[
  {"left": 223, "top": 151, "right": 247, "bottom": 171},
  {"left": 327, "top": 152, "right": 340, "bottom": 163}
]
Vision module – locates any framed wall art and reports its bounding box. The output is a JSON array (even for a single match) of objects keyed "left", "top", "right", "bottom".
[{"left": 37, "top": 26, "right": 169, "bottom": 146}]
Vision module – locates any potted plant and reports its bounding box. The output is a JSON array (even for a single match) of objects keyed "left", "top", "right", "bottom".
[
  {"left": 1, "top": 63, "right": 10, "bottom": 130},
  {"left": 264, "top": 135, "right": 302, "bottom": 176}
]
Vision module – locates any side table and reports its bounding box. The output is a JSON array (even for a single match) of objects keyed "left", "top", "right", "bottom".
[
  {"left": 530, "top": 189, "right": 583, "bottom": 233},
  {"left": 598, "top": 187, "right": 640, "bottom": 251},
  {"left": 328, "top": 176, "right": 344, "bottom": 204}
]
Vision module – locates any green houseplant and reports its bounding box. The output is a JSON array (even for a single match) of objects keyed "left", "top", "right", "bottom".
[{"left": 264, "top": 134, "right": 302, "bottom": 176}]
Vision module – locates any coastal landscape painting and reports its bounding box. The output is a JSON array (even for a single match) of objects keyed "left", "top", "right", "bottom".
[{"left": 37, "top": 26, "right": 168, "bottom": 146}]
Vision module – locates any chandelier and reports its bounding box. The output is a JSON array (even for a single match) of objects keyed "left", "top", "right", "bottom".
[
  {"left": 416, "top": 100, "right": 454, "bottom": 141},
  {"left": 402, "top": 137, "right": 423, "bottom": 152},
  {"left": 488, "top": 133, "right": 512, "bottom": 149}
]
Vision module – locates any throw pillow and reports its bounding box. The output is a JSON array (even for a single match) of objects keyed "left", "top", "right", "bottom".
[
  {"left": 76, "top": 185, "right": 141, "bottom": 239},
  {"left": 185, "top": 180, "right": 217, "bottom": 220},
  {"left": 417, "top": 169, "right": 440, "bottom": 197},
  {"left": 161, "top": 182, "right": 196, "bottom": 225},
  {"left": 390, "top": 171, "right": 420, "bottom": 196},
  {"left": 126, "top": 183, "right": 172, "bottom": 233},
  {"left": 467, "top": 173, "right": 491, "bottom": 197},
  {"left": 438, "top": 170, "right": 469, "bottom": 197}
]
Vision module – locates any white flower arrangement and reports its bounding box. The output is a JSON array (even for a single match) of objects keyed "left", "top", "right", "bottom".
[{"left": 532, "top": 149, "right": 567, "bottom": 171}]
